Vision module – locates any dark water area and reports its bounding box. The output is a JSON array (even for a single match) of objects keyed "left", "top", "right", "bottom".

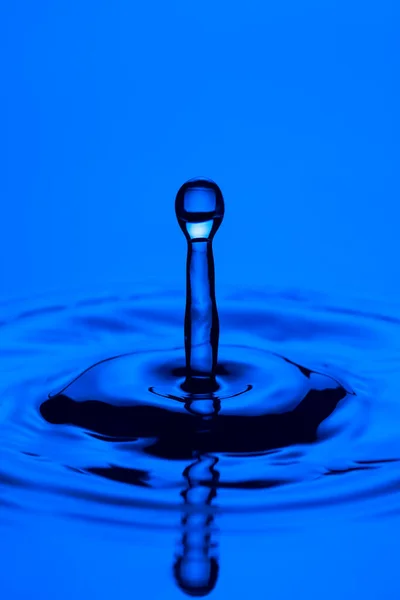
[{"left": 1, "top": 284, "right": 400, "bottom": 598}]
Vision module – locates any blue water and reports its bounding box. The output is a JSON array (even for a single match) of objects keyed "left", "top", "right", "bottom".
[{"left": 1, "top": 284, "right": 400, "bottom": 596}]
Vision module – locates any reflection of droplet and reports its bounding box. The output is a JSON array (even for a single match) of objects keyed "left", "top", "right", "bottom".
[
  {"left": 174, "top": 454, "right": 220, "bottom": 597},
  {"left": 175, "top": 178, "right": 225, "bottom": 393},
  {"left": 174, "top": 556, "right": 219, "bottom": 598}
]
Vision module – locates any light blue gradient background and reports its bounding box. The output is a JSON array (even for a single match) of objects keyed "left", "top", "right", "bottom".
[
  {"left": 2, "top": 1, "right": 399, "bottom": 301},
  {"left": 1, "top": 2, "right": 399, "bottom": 599}
]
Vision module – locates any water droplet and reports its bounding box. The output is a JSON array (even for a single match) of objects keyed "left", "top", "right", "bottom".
[{"left": 175, "top": 178, "right": 225, "bottom": 242}]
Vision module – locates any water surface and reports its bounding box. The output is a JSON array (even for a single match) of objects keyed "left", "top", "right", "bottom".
[{"left": 1, "top": 284, "right": 400, "bottom": 597}]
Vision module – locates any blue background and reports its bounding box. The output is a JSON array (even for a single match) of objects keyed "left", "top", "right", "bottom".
[
  {"left": 1, "top": 2, "right": 399, "bottom": 599},
  {"left": 1, "top": 1, "right": 399, "bottom": 301}
]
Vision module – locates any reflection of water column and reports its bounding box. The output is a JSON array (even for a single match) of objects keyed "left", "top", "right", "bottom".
[
  {"left": 173, "top": 454, "right": 220, "bottom": 597},
  {"left": 175, "top": 178, "right": 225, "bottom": 394}
]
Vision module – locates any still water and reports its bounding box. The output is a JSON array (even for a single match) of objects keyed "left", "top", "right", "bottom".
[{"left": 1, "top": 281, "right": 400, "bottom": 597}]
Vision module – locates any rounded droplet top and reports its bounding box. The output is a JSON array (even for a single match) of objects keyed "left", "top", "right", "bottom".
[{"left": 175, "top": 178, "right": 225, "bottom": 241}]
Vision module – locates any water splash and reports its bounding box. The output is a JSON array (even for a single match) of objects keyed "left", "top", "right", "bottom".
[
  {"left": 1, "top": 179, "right": 400, "bottom": 596},
  {"left": 1, "top": 285, "right": 400, "bottom": 596}
]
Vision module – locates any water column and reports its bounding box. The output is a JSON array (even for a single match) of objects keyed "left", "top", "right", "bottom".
[{"left": 175, "top": 178, "right": 225, "bottom": 394}]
